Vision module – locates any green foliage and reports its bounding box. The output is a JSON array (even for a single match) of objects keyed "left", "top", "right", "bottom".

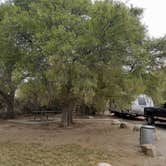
[
  {"left": 143, "top": 37, "right": 166, "bottom": 104},
  {"left": 1, "top": 0, "right": 165, "bottom": 117}
]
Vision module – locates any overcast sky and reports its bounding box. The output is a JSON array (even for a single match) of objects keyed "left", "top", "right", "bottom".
[{"left": 120, "top": 0, "right": 166, "bottom": 38}]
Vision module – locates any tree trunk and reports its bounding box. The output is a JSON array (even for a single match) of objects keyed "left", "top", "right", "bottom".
[
  {"left": 6, "top": 90, "right": 15, "bottom": 118},
  {"left": 6, "top": 101, "right": 14, "bottom": 118},
  {"left": 61, "top": 102, "right": 73, "bottom": 128},
  {"left": 0, "top": 89, "right": 15, "bottom": 119}
]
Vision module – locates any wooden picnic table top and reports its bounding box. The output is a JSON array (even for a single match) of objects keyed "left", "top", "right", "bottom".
[{"left": 32, "top": 110, "right": 59, "bottom": 113}]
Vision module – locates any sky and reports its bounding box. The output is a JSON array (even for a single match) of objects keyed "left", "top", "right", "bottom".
[{"left": 116, "top": 0, "right": 166, "bottom": 38}]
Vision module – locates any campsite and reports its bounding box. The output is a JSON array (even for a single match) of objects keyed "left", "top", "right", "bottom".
[{"left": 0, "top": 0, "right": 166, "bottom": 166}]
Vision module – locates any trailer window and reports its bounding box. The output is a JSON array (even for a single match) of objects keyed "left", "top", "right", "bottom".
[{"left": 138, "top": 97, "right": 146, "bottom": 105}]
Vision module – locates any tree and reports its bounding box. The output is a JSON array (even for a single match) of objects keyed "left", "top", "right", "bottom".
[
  {"left": 0, "top": 2, "right": 36, "bottom": 118},
  {"left": 142, "top": 37, "right": 166, "bottom": 104},
  {"left": 12, "top": 0, "right": 94, "bottom": 126},
  {"left": 15, "top": 0, "right": 147, "bottom": 126},
  {"left": 81, "top": 0, "right": 147, "bottom": 111},
  {"left": 0, "top": 0, "right": 149, "bottom": 126},
  {"left": 0, "top": 4, "right": 23, "bottom": 117}
]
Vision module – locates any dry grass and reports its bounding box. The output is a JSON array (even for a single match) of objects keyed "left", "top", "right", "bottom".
[
  {"left": 0, "top": 143, "right": 112, "bottom": 166},
  {"left": 0, "top": 119, "right": 166, "bottom": 166}
]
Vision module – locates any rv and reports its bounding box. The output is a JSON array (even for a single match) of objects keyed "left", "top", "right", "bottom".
[{"left": 111, "top": 94, "right": 154, "bottom": 117}]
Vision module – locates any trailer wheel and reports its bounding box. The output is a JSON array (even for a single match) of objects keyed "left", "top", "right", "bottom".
[{"left": 147, "top": 116, "right": 155, "bottom": 125}]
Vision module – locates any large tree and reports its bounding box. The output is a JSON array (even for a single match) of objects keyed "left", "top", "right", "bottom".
[
  {"left": 0, "top": 0, "right": 149, "bottom": 126},
  {"left": 0, "top": 4, "right": 25, "bottom": 117},
  {"left": 23, "top": 0, "right": 147, "bottom": 126}
]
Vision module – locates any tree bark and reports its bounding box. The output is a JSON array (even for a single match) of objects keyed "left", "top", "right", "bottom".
[
  {"left": 0, "top": 89, "right": 15, "bottom": 119},
  {"left": 6, "top": 92, "right": 15, "bottom": 118},
  {"left": 61, "top": 101, "right": 73, "bottom": 128},
  {"left": 61, "top": 66, "right": 74, "bottom": 127},
  {"left": 6, "top": 100, "right": 14, "bottom": 118}
]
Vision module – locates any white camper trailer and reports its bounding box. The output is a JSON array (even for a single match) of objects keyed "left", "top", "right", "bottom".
[
  {"left": 131, "top": 94, "right": 154, "bottom": 116},
  {"left": 111, "top": 94, "right": 154, "bottom": 117}
]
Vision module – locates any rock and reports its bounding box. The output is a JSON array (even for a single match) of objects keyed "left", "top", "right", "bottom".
[
  {"left": 141, "top": 144, "right": 157, "bottom": 157},
  {"left": 98, "top": 162, "right": 112, "bottom": 166},
  {"left": 120, "top": 122, "right": 130, "bottom": 129},
  {"left": 88, "top": 116, "right": 94, "bottom": 119},
  {"left": 111, "top": 119, "right": 121, "bottom": 126},
  {"left": 104, "top": 110, "right": 111, "bottom": 116},
  {"left": 133, "top": 125, "right": 142, "bottom": 132}
]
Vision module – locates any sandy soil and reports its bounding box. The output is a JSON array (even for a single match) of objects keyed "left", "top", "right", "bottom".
[{"left": 0, "top": 117, "right": 166, "bottom": 166}]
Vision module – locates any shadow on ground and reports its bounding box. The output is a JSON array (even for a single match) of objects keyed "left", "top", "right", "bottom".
[
  {"left": 113, "top": 114, "right": 145, "bottom": 121},
  {"left": 155, "top": 123, "right": 166, "bottom": 129}
]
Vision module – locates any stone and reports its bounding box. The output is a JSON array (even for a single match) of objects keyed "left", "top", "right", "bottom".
[
  {"left": 133, "top": 125, "right": 142, "bottom": 132},
  {"left": 111, "top": 119, "right": 121, "bottom": 126},
  {"left": 97, "top": 162, "right": 112, "bottom": 166},
  {"left": 88, "top": 116, "right": 94, "bottom": 119},
  {"left": 104, "top": 110, "right": 111, "bottom": 116},
  {"left": 141, "top": 144, "right": 157, "bottom": 157},
  {"left": 120, "top": 122, "right": 129, "bottom": 129}
]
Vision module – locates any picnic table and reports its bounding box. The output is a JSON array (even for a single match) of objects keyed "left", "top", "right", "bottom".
[{"left": 32, "top": 109, "right": 61, "bottom": 120}]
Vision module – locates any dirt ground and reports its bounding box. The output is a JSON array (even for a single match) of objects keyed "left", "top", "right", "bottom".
[{"left": 0, "top": 117, "right": 166, "bottom": 166}]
